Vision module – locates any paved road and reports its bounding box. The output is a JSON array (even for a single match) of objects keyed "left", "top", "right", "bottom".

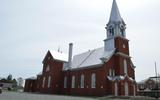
[
  {"left": 1, "top": 92, "right": 159, "bottom": 100},
  {"left": 0, "top": 92, "right": 97, "bottom": 100}
]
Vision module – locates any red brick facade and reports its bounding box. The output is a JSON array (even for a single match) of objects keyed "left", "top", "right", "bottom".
[
  {"left": 24, "top": 0, "right": 137, "bottom": 96},
  {"left": 24, "top": 37, "right": 137, "bottom": 96},
  {"left": 24, "top": 78, "right": 37, "bottom": 92}
]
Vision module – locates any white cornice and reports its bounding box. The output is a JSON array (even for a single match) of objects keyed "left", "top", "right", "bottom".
[{"left": 115, "top": 52, "right": 131, "bottom": 58}]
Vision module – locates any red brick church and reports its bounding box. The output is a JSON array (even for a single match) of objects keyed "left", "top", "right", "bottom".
[{"left": 24, "top": 0, "right": 136, "bottom": 96}]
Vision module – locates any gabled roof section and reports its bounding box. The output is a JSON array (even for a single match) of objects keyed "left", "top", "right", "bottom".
[
  {"left": 71, "top": 47, "right": 115, "bottom": 68},
  {"left": 50, "top": 50, "right": 68, "bottom": 62},
  {"left": 37, "top": 72, "right": 42, "bottom": 76},
  {"left": 138, "top": 78, "right": 149, "bottom": 84},
  {"left": 109, "top": 0, "right": 122, "bottom": 23},
  {"left": 43, "top": 50, "right": 68, "bottom": 63},
  {"left": 138, "top": 76, "right": 160, "bottom": 84}
]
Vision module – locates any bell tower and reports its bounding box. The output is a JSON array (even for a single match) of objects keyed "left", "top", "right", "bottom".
[
  {"left": 105, "top": 1, "right": 136, "bottom": 96},
  {"left": 104, "top": 0, "right": 128, "bottom": 55},
  {"left": 106, "top": 0, "right": 126, "bottom": 39}
]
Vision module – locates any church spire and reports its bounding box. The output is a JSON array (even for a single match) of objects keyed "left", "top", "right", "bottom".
[
  {"left": 109, "top": 0, "right": 122, "bottom": 23},
  {"left": 105, "top": 0, "right": 126, "bottom": 39}
]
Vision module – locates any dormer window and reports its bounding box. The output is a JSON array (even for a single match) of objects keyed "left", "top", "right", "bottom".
[{"left": 46, "top": 65, "right": 50, "bottom": 72}]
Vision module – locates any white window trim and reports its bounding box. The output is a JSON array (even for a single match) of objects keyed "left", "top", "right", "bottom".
[
  {"left": 133, "top": 85, "right": 136, "bottom": 96},
  {"left": 109, "top": 69, "right": 115, "bottom": 77},
  {"left": 114, "top": 82, "right": 118, "bottom": 96},
  {"left": 71, "top": 76, "right": 75, "bottom": 88},
  {"left": 112, "top": 69, "right": 115, "bottom": 76},
  {"left": 123, "top": 44, "right": 126, "bottom": 48},
  {"left": 124, "top": 59, "right": 128, "bottom": 75},
  {"left": 47, "top": 76, "right": 51, "bottom": 88},
  {"left": 91, "top": 73, "right": 96, "bottom": 88},
  {"left": 109, "top": 69, "right": 112, "bottom": 76},
  {"left": 42, "top": 77, "right": 46, "bottom": 88},
  {"left": 124, "top": 82, "right": 129, "bottom": 96},
  {"left": 46, "top": 65, "right": 50, "bottom": 72},
  {"left": 64, "top": 76, "right": 67, "bottom": 88},
  {"left": 80, "top": 74, "right": 84, "bottom": 88}
]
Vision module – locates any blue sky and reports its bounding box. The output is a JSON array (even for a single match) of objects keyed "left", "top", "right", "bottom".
[{"left": 0, "top": 0, "right": 160, "bottom": 81}]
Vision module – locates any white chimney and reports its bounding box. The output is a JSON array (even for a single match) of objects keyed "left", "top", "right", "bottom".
[{"left": 68, "top": 43, "right": 73, "bottom": 68}]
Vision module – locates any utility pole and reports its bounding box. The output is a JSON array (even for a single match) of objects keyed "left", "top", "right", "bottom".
[
  {"left": 154, "top": 62, "right": 159, "bottom": 98},
  {"left": 155, "top": 62, "right": 158, "bottom": 83}
]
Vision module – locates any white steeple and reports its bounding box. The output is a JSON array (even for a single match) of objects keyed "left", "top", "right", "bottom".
[
  {"left": 105, "top": 0, "right": 126, "bottom": 39},
  {"left": 104, "top": 0, "right": 126, "bottom": 51},
  {"left": 109, "top": 0, "right": 122, "bottom": 23}
]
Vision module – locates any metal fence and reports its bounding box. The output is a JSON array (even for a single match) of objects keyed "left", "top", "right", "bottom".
[{"left": 138, "top": 90, "right": 160, "bottom": 98}]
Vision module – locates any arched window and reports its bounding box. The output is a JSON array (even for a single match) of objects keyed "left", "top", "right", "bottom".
[
  {"left": 114, "top": 82, "right": 118, "bottom": 96},
  {"left": 109, "top": 28, "right": 114, "bottom": 36},
  {"left": 124, "top": 59, "right": 128, "bottom": 75},
  {"left": 109, "top": 69, "right": 112, "bottom": 76},
  {"left": 80, "top": 74, "right": 84, "bottom": 88},
  {"left": 64, "top": 76, "right": 67, "bottom": 88},
  {"left": 47, "top": 76, "right": 51, "bottom": 88},
  {"left": 91, "top": 73, "right": 96, "bottom": 88},
  {"left": 112, "top": 69, "right": 115, "bottom": 76},
  {"left": 71, "top": 76, "right": 75, "bottom": 88},
  {"left": 120, "top": 28, "right": 125, "bottom": 37},
  {"left": 109, "top": 69, "right": 115, "bottom": 77},
  {"left": 124, "top": 82, "right": 129, "bottom": 96},
  {"left": 46, "top": 65, "right": 50, "bottom": 72},
  {"left": 42, "top": 77, "right": 46, "bottom": 88}
]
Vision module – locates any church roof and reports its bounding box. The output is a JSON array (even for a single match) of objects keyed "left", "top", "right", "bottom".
[
  {"left": 71, "top": 47, "right": 115, "bottom": 69},
  {"left": 37, "top": 72, "right": 42, "bottom": 76},
  {"left": 138, "top": 76, "right": 160, "bottom": 84},
  {"left": 109, "top": 0, "right": 122, "bottom": 23},
  {"left": 48, "top": 47, "right": 115, "bottom": 70},
  {"left": 49, "top": 50, "right": 68, "bottom": 62},
  {"left": 150, "top": 77, "right": 160, "bottom": 83}
]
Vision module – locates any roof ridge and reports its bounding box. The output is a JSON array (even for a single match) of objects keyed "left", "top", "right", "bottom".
[
  {"left": 74, "top": 47, "right": 103, "bottom": 57},
  {"left": 50, "top": 50, "right": 67, "bottom": 55},
  {"left": 49, "top": 50, "right": 68, "bottom": 62},
  {"left": 77, "top": 49, "right": 96, "bottom": 68}
]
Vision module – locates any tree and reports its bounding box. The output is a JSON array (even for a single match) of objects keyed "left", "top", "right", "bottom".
[
  {"left": 0, "top": 78, "right": 7, "bottom": 83},
  {"left": 12, "top": 79, "right": 17, "bottom": 88},
  {"left": 7, "top": 74, "right": 12, "bottom": 82}
]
